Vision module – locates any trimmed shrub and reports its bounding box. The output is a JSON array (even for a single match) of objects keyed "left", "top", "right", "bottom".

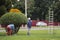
[
  {"left": 0, "top": 12, "right": 27, "bottom": 34},
  {"left": 9, "top": 9, "right": 21, "bottom": 13}
]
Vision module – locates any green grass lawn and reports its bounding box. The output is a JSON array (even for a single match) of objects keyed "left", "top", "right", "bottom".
[{"left": 0, "top": 30, "right": 60, "bottom": 40}]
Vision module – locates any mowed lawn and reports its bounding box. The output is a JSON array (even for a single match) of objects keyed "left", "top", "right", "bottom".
[{"left": 0, "top": 29, "right": 60, "bottom": 40}]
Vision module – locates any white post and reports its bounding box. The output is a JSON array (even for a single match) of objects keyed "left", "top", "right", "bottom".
[{"left": 25, "top": 0, "right": 27, "bottom": 17}]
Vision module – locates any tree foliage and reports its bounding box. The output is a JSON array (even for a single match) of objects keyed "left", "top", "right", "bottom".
[
  {"left": 0, "top": 12, "right": 27, "bottom": 34},
  {"left": 0, "top": 0, "right": 12, "bottom": 17},
  {"left": 0, "top": 0, "right": 60, "bottom": 22}
]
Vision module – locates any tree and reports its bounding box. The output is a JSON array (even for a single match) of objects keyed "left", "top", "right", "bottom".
[
  {"left": 53, "top": 1, "right": 60, "bottom": 22},
  {"left": 33, "top": 0, "right": 49, "bottom": 20},
  {"left": 0, "top": 12, "right": 27, "bottom": 34},
  {"left": 0, "top": 5, "right": 7, "bottom": 17},
  {"left": 33, "top": 0, "right": 60, "bottom": 21},
  {"left": 0, "top": 0, "right": 12, "bottom": 17},
  {"left": 11, "top": 0, "right": 35, "bottom": 17}
]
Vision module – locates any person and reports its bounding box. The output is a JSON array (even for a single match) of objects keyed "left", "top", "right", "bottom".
[
  {"left": 27, "top": 17, "right": 32, "bottom": 35},
  {"left": 9, "top": 24, "right": 15, "bottom": 30},
  {"left": 6, "top": 24, "right": 15, "bottom": 35},
  {"left": 6, "top": 24, "right": 12, "bottom": 35}
]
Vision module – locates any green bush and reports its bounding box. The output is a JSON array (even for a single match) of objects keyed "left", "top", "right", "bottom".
[{"left": 0, "top": 12, "right": 28, "bottom": 34}]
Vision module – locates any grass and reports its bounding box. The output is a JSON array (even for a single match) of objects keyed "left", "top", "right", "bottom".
[{"left": 0, "top": 29, "right": 60, "bottom": 40}]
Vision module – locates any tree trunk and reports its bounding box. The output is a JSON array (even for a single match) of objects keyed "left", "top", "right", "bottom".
[{"left": 14, "top": 25, "right": 20, "bottom": 34}]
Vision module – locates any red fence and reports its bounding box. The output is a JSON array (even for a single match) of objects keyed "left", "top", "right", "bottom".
[
  {"left": 32, "top": 20, "right": 37, "bottom": 26},
  {"left": 32, "top": 20, "right": 60, "bottom": 26}
]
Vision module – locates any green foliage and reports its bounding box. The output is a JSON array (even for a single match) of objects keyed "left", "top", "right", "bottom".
[
  {"left": 0, "top": 0, "right": 11, "bottom": 17},
  {"left": 0, "top": 5, "right": 7, "bottom": 17},
  {"left": 0, "top": 0, "right": 60, "bottom": 21},
  {"left": 5, "top": 0, "right": 12, "bottom": 12},
  {"left": 11, "top": 0, "right": 35, "bottom": 16},
  {"left": 0, "top": 12, "right": 27, "bottom": 25},
  {"left": 0, "top": 0, "right": 5, "bottom": 6},
  {"left": 52, "top": 1, "right": 60, "bottom": 22},
  {"left": 0, "top": 12, "right": 28, "bottom": 34}
]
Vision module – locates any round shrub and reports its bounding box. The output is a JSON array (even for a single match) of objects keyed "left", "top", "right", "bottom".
[{"left": 0, "top": 12, "right": 28, "bottom": 34}]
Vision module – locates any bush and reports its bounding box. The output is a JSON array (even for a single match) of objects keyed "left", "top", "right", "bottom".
[
  {"left": 0, "top": 12, "right": 27, "bottom": 34},
  {"left": 9, "top": 9, "right": 21, "bottom": 13}
]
